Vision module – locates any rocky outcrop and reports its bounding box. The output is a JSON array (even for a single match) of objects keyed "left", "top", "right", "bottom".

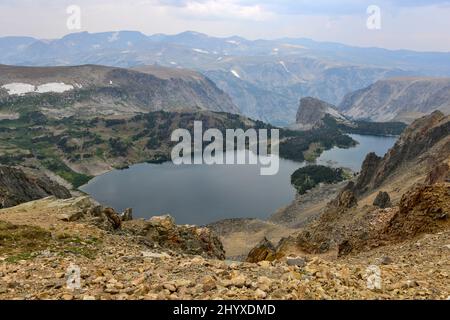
[
  {"left": 339, "top": 77, "right": 450, "bottom": 123},
  {"left": 353, "top": 153, "right": 382, "bottom": 194},
  {"left": 293, "top": 97, "right": 348, "bottom": 130},
  {"left": 385, "top": 183, "right": 449, "bottom": 239},
  {"left": 332, "top": 188, "right": 358, "bottom": 209},
  {"left": 54, "top": 199, "right": 226, "bottom": 258},
  {"left": 353, "top": 111, "right": 450, "bottom": 194},
  {"left": 425, "top": 162, "right": 450, "bottom": 184},
  {"left": 270, "top": 188, "right": 360, "bottom": 256},
  {"left": 0, "top": 165, "right": 71, "bottom": 208},
  {"left": 246, "top": 238, "right": 277, "bottom": 263},
  {"left": 44, "top": 196, "right": 122, "bottom": 231},
  {"left": 264, "top": 182, "right": 449, "bottom": 259},
  {"left": 123, "top": 215, "right": 225, "bottom": 260},
  {"left": 337, "top": 183, "right": 450, "bottom": 256},
  {"left": 373, "top": 191, "right": 392, "bottom": 209},
  {"left": 120, "top": 208, "right": 133, "bottom": 222}
]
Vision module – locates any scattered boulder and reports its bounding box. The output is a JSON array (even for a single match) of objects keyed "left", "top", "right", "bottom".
[
  {"left": 102, "top": 208, "right": 122, "bottom": 230},
  {"left": 335, "top": 190, "right": 358, "bottom": 209},
  {"left": 380, "top": 256, "right": 394, "bottom": 265},
  {"left": 286, "top": 256, "right": 307, "bottom": 268},
  {"left": 338, "top": 240, "right": 353, "bottom": 257},
  {"left": 201, "top": 276, "right": 217, "bottom": 292},
  {"left": 120, "top": 208, "right": 133, "bottom": 221},
  {"left": 246, "top": 237, "right": 276, "bottom": 263},
  {"left": 373, "top": 191, "right": 392, "bottom": 209}
]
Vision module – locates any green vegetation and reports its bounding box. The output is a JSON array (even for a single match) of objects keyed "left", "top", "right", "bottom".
[
  {"left": 291, "top": 165, "right": 347, "bottom": 195},
  {"left": 40, "top": 157, "right": 92, "bottom": 188},
  {"left": 0, "top": 109, "right": 359, "bottom": 191},
  {"left": 303, "top": 143, "right": 325, "bottom": 162},
  {"left": 322, "top": 115, "right": 406, "bottom": 136},
  {"left": 279, "top": 128, "right": 357, "bottom": 162},
  {"left": 0, "top": 221, "right": 101, "bottom": 263}
]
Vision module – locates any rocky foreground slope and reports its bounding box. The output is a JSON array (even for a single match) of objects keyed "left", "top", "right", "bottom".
[{"left": 1, "top": 195, "right": 449, "bottom": 300}]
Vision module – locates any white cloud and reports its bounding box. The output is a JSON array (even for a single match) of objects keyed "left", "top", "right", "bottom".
[
  {"left": 1, "top": 0, "right": 450, "bottom": 51},
  {"left": 169, "top": 0, "right": 273, "bottom": 21}
]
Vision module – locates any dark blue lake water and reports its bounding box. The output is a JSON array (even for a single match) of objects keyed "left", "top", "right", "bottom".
[{"left": 80, "top": 134, "right": 397, "bottom": 225}]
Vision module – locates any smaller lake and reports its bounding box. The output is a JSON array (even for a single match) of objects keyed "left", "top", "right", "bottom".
[
  {"left": 316, "top": 134, "right": 397, "bottom": 172},
  {"left": 80, "top": 134, "right": 398, "bottom": 225}
]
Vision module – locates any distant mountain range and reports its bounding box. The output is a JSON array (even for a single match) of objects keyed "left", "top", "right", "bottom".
[
  {"left": 2, "top": 31, "right": 450, "bottom": 124},
  {"left": 338, "top": 78, "right": 450, "bottom": 123},
  {"left": 0, "top": 64, "right": 239, "bottom": 118}
]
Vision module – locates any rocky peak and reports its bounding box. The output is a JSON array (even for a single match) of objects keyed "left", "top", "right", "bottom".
[{"left": 294, "top": 97, "right": 347, "bottom": 130}]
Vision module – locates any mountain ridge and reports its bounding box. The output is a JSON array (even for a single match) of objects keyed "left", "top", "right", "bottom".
[
  {"left": 0, "top": 64, "right": 240, "bottom": 118},
  {"left": 339, "top": 77, "right": 450, "bottom": 123},
  {"left": 4, "top": 30, "right": 449, "bottom": 125}
]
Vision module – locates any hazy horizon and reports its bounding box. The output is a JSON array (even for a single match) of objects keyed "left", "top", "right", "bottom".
[
  {"left": 1, "top": 29, "right": 449, "bottom": 55},
  {"left": 1, "top": 0, "right": 450, "bottom": 52}
]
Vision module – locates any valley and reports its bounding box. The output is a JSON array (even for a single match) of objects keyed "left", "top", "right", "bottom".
[{"left": 0, "top": 29, "right": 449, "bottom": 302}]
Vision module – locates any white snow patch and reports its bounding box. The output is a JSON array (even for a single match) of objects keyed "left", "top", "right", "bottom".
[
  {"left": 1, "top": 83, "right": 36, "bottom": 95},
  {"left": 230, "top": 70, "right": 241, "bottom": 79},
  {"left": 217, "top": 57, "right": 223, "bottom": 61},
  {"left": 170, "top": 61, "right": 177, "bottom": 65},
  {"left": 2, "top": 82, "right": 74, "bottom": 95},
  {"left": 108, "top": 32, "right": 120, "bottom": 42},
  {"left": 36, "top": 83, "right": 74, "bottom": 93},
  {"left": 227, "top": 40, "right": 239, "bottom": 45},
  {"left": 193, "top": 48, "right": 209, "bottom": 54},
  {"left": 279, "top": 61, "right": 290, "bottom": 73}
]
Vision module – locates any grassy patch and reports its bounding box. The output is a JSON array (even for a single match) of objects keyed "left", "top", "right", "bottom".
[
  {"left": 0, "top": 221, "right": 101, "bottom": 263},
  {"left": 303, "top": 143, "right": 325, "bottom": 162},
  {"left": 41, "top": 157, "right": 92, "bottom": 188},
  {"left": 0, "top": 221, "right": 52, "bottom": 261}
]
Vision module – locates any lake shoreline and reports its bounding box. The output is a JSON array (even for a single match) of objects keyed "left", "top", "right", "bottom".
[{"left": 80, "top": 134, "right": 398, "bottom": 226}]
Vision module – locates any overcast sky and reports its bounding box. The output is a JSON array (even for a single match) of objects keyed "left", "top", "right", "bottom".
[{"left": 1, "top": 0, "right": 450, "bottom": 51}]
